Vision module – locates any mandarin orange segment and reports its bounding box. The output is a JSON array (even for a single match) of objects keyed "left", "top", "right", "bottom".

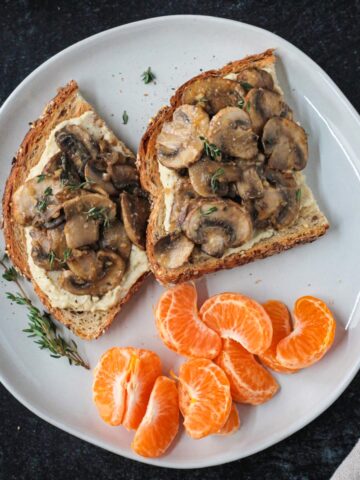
[
  {"left": 131, "top": 376, "right": 179, "bottom": 458},
  {"left": 178, "top": 358, "right": 232, "bottom": 439},
  {"left": 199, "top": 293, "right": 273, "bottom": 354},
  {"left": 92, "top": 347, "right": 161, "bottom": 429},
  {"left": 276, "top": 296, "right": 336, "bottom": 369},
  {"left": 217, "top": 403, "right": 240, "bottom": 436},
  {"left": 258, "top": 300, "right": 296, "bottom": 374},
  {"left": 155, "top": 283, "right": 222, "bottom": 359},
  {"left": 215, "top": 338, "right": 279, "bottom": 405}
]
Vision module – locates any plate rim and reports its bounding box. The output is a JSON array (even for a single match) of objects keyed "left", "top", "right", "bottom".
[{"left": 1, "top": 14, "right": 360, "bottom": 469}]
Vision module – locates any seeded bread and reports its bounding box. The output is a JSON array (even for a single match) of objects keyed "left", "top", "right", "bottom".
[
  {"left": 3, "top": 81, "right": 150, "bottom": 339},
  {"left": 138, "top": 49, "right": 329, "bottom": 285}
]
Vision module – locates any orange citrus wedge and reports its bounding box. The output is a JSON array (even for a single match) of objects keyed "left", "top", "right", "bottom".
[
  {"left": 178, "top": 358, "right": 232, "bottom": 439},
  {"left": 200, "top": 293, "right": 273, "bottom": 354},
  {"left": 155, "top": 283, "right": 222, "bottom": 359},
  {"left": 93, "top": 347, "right": 161, "bottom": 429},
  {"left": 258, "top": 300, "right": 296, "bottom": 373},
  {"left": 217, "top": 403, "right": 240, "bottom": 436},
  {"left": 276, "top": 296, "right": 336, "bottom": 369},
  {"left": 131, "top": 376, "right": 179, "bottom": 458},
  {"left": 215, "top": 338, "right": 279, "bottom": 405}
]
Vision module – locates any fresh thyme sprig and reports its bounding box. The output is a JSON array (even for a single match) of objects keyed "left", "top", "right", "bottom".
[
  {"left": 210, "top": 168, "right": 225, "bottom": 193},
  {"left": 36, "top": 186, "right": 53, "bottom": 212},
  {"left": 0, "top": 255, "right": 89, "bottom": 369},
  {"left": 141, "top": 67, "right": 156, "bottom": 84},
  {"left": 36, "top": 174, "right": 46, "bottom": 183},
  {"left": 199, "top": 136, "right": 221, "bottom": 160},
  {"left": 64, "top": 179, "right": 95, "bottom": 191},
  {"left": 201, "top": 206, "right": 218, "bottom": 216},
  {"left": 86, "top": 207, "right": 110, "bottom": 228}
]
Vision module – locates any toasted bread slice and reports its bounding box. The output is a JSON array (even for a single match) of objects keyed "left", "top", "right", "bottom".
[
  {"left": 3, "top": 81, "right": 150, "bottom": 339},
  {"left": 138, "top": 49, "right": 329, "bottom": 284}
]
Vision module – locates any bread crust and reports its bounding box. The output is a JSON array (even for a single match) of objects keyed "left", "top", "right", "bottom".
[
  {"left": 138, "top": 50, "right": 329, "bottom": 285},
  {"left": 3, "top": 81, "right": 149, "bottom": 340}
]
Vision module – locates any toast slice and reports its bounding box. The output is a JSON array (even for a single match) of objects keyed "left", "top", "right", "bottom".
[
  {"left": 3, "top": 81, "right": 150, "bottom": 339},
  {"left": 138, "top": 49, "right": 329, "bottom": 284}
]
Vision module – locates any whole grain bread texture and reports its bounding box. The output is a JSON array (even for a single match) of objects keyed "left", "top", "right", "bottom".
[
  {"left": 3, "top": 81, "right": 149, "bottom": 339},
  {"left": 138, "top": 49, "right": 329, "bottom": 284}
]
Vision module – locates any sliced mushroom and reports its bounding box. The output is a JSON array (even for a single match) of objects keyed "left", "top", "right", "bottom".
[
  {"left": 108, "top": 163, "right": 139, "bottom": 191},
  {"left": 169, "top": 180, "right": 199, "bottom": 229},
  {"left": 207, "top": 107, "right": 258, "bottom": 159},
  {"left": 254, "top": 186, "right": 285, "bottom": 227},
  {"left": 42, "top": 152, "right": 63, "bottom": 176},
  {"left": 236, "top": 68, "right": 274, "bottom": 91},
  {"left": 12, "top": 177, "right": 63, "bottom": 227},
  {"left": 254, "top": 169, "right": 300, "bottom": 229},
  {"left": 263, "top": 117, "right": 308, "bottom": 171},
  {"left": 30, "top": 225, "right": 68, "bottom": 271},
  {"left": 100, "top": 220, "right": 132, "bottom": 261},
  {"left": 188, "top": 156, "right": 242, "bottom": 197},
  {"left": 61, "top": 250, "right": 126, "bottom": 296},
  {"left": 181, "top": 199, "right": 253, "bottom": 257},
  {"left": 63, "top": 193, "right": 116, "bottom": 249},
  {"left": 55, "top": 125, "right": 98, "bottom": 174},
  {"left": 246, "top": 88, "right": 292, "bottom": 134},
  {"left": 156, "top": 105, "right": 209, "bottom": 169},
  {"left": 59, "top": 153, "right": 81, "bottom": 186},
  {"left": 236, "top": 166, "right": 264, "bottom": 200},
  {"left": 181, "top": 77, "right": 245, "bottom": 115},
  {"left": 67, "top": 249, "right": 103, "bottom": 282},
  {"left": 120, "top": 192, "right": 150, "bottom": 249},
  {"left": 84, "top": 157, "right": 117, "bottom": 196},
  {"left": 154, "top": 232, "right": 194, "bottom": 269}
]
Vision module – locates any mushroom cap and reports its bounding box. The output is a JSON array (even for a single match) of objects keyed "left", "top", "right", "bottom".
[
  {"left": 84, "top": 157, "right": 117, "bottom": 196},
  {"left": 182, "top": 198, "right": 253, "bottom": 257},
  {"left": 100, "top": 220, "right": 132, "bottom": 261},
  {"left": 156, "top": 105, "right": 210, "bottom": 169},
  {"left": 181, "top": 77, "right": 245, "bottom": 115},
  {"left": 263, "top": 117, "right": 308, "bottom": 171},
  {"left": 120, "top": 192, "right": 150, "bottom": 250},
  {"left": 246, "top": 88, "right": 292, "bottom": 134},
  {"left": 188, "top": 156, "right": 242, "bottom": 197},
  {"left": 55, "top": 124, "right": 98, "bottom": 174},
  {"left": 154, "top": 232, "right": 194, "bottom": 269},
  {"left": 207, "top": 107, "right": 258, "bottom": 159},
  {"left": 61, "top": 250, "right": 126, "bottom": 296},
  {"left": 236, "top": 67, "right": 274, "bottom": 91},
  {"left": 30, "top": 226, "right": 68, "bottom": 271},
  {"left": 67, "top": 249, "right": 103, "bottom": 282},
  {"left": 236, "top": 166, "right": 264, "bottom": 200},
  {"left": 63, "top": 193, "right": 116, "bottom": 249}
]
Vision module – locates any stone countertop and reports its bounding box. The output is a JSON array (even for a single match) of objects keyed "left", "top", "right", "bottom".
[{"left": 0, "top": 1, "right": 359, "bottom": 479}]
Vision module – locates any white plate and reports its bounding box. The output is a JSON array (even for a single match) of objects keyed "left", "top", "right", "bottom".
[{"left": 1, "top": 15, "right": 360, "bottom": 469}]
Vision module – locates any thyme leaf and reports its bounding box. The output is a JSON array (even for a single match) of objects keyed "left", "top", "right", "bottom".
[
  {"left": 199, "top": 136, "right": 221, "bottom": 160},
  {"left": 141, "top": 67, "right": 156, "bottom": 84}
]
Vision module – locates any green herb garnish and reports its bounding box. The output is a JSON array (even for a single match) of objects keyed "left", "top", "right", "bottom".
[
  {"left": 48, "top": 251, "right": 56, "bottom": 269},
  {"left": 65, "top": 180, "right": 94, "bottom": 191},
  {"left": 36, "top": 174, "right": 46, "bottom": 183},
  {"left": 63, "top": 248, "right": 72, "bottom": 263},
  {"left": 296, "top": 189, "right": 302, "bottom": 202},
  {"left": 201, "top": 207, "right": 218, "bottom": 216},
  {"left": 240, "top": 81, "right": 253, "bottom": 92},
  {"left": 36, "top": 186, "right": 53, "bottom": 213},
  {"left": 141, "top": 67, "right": 156, "bottom": 84},
  {"left": 210, "top": 168, "right": 225, "bottom": 193},
  {"left": 122, "top": 110, "right": 129, "bottom": 124},
  {"left": 199, "top": 136, "right": 221, "bottom": 160},
  {"left": 86, "top": 207, "right": 110, "bottom": 228},
  {"left": 0, "top": 256, "right": 89, "bottom": 369},
  {"left": 237, "top": 98, "right": 245, "bottom": 109},
  {"left": 2, "top": 266, "right": 18, "bottom": 282}
]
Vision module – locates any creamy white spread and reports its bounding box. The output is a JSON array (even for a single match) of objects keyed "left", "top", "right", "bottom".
[
  {"left": 158, "top": 63, "right": 315, "bottom": 257},
  {"left": 25, "top": 108, "right": 149, "bottom": 311}
]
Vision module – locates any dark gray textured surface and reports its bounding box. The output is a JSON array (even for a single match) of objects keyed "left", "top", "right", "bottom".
[{"left": 0, "top": 1, "right": 359, "bottom": 479}]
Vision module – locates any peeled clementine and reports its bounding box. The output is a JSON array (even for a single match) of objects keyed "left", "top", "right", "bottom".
[{"left": 93, "top": 347, "right": 161, "bottom": 429}]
